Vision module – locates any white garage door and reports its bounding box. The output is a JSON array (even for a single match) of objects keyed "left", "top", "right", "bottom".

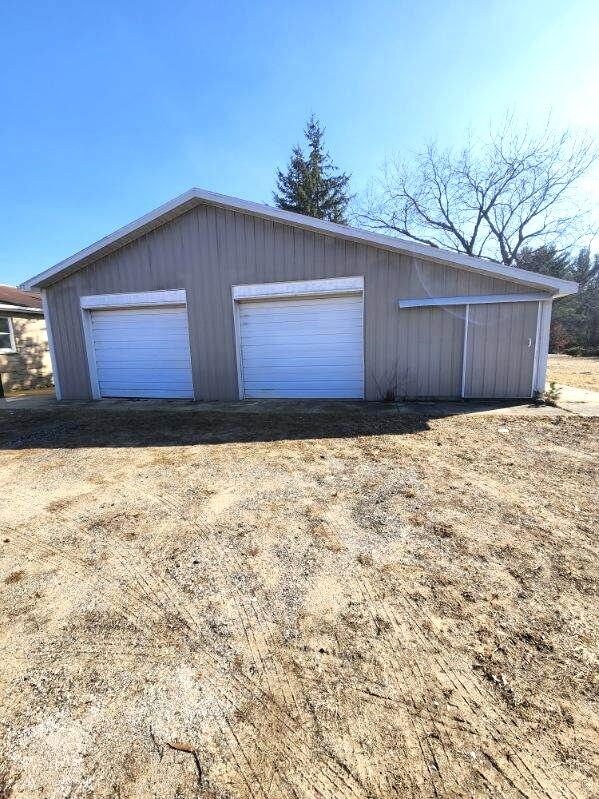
[
  {"left": 238, "top": 294, "right": 364, "bottom": 398},
  {"left": 90, "top": 306, "right": 194, "bottom": 398}
]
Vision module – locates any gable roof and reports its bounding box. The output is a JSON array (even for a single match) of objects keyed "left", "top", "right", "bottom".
[
  {"left": 0, "top": 284, "right": 43, "bottom": 313},
  {"left": 21, "top": 187, "right": 578, "bottom": 297}
]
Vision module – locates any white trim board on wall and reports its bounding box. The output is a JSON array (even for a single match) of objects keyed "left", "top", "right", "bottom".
[
  {"left": 460, "top": 305, "right": 470, "bottom": 399},
  {"left": 398, "top": 292, "right": 550, "bottom": 309},
  {"left": 80, "top": 307, "right": 100, "bottom": 400},
  {"left": 80, "top": 289, "right": 187, "bottom": 310},
  {"left": 232, "top": 276, "right": 364, "bottom": 301},
  {"left": 531, "top": 302, "right": 543, "bottom": 397},
  {"left": 533, "top": 300, "right": 553, "bottom": 395},
  {"left": 0, "top": 304, "right": 44, "bottom": 314},
  {"left": 40, "top": 289, "right": 62, "bottom": 400}
]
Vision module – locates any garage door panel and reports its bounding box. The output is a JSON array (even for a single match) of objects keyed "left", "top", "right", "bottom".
[
  {"left": 93, "top": 340, "right": 191, "bottom": 350},
  {"left": 90, "top": 306, "right": 194, "bottom": 399},
  {"left": 91, "top": 312, "right": 189, "bottom": 322},
  {"left": 98, "top": 382, "right": 193, "bottom": 393},
  {"left": 91, "top": 316, "right": 190, "bottom": 326},
  {"left": 97, "top": 371, "right": 192, "bottom": 382},
  {"left": 243, "top": 295, "right": 360, "bottom": 310},
  {"left": 91, "top": 323, "right": 190, "bottom": 335},
  {"left": 243, "top": 386, "right": 363, "bottom": 399},
  {"left": 243, "top": 383, "right": 364, "bottom": 392},
  {"left": 240, "top": 340, "right": 363, "bottom": 352},
  {"left": 95, "top": 387, "right": 193, "bottom": 399},
  {"left": 94, "top": 357, "right": 192, "bottom": 368},
  {"left": 241, "top": 321, "right": 361, "bottom": 333},
  {"left": 238, "top": 294, "right": 364, "bottom": 399},
  {"left": 241, "top": 308, "right": 363, "bottom": 322},
  {"left": 241, "top": 332, "right": 363, "bottom": 343},
  {"left": 243, "top": 358, "right": 363, "bottom": 370},
  {"left": 243, "top": 368, "right": 362, "bottom": 381},
  {"left": 242, "top": 357, "right": 363, "bottom": 369},
  {"left": 241, "top": 318, "right": 363, "bottom": 329},
  {"left": 92, "top": 338, "right": 190, "bottom": 348}
]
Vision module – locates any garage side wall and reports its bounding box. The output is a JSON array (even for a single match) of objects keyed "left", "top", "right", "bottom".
[{"left": 45, "top": 204, "right": 541, "bottom": 401}]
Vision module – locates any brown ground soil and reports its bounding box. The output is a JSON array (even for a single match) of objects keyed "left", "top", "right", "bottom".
[
  {"left": 547, "top": 354, "right": 599, "bottom": 392},
  {"left": 0, "top": 407, "right": 597, "bottom": 798}
]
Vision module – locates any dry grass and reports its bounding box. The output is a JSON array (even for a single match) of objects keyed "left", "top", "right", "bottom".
[
  {"left": 547, "top": 354, "right": 599, "bottom": 392},
  {"left": 0, "top": 407, "right": 597, "bottom": 798}
]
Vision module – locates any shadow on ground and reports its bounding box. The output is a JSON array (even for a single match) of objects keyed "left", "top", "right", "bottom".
[{"left": 0, "top": 400, "right": 542, "bottom": 450}]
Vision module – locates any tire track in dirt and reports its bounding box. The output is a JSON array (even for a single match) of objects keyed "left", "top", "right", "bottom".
[
  {"left": 305, "top": 509, "right": 466, "bottom": 797},
  {"left": 2, "top": 513, "right": 370, "bottom": 799},
  {"left": 364, "top": 574, "right": 578, "bottom": 799},
  {"left": 390, "top": 586, "right": 579, "bottom": 799},
  {"left": 2, "top": 548, "right": 343, "bottom": 799},
  {"left": 353, "top": 574, "right": 458, "bottom": 798},
  {"left": 155, "top": 489, "right": 299, "bottom": 714},
  {"left": 356, "top": 572, "right": 530, "bottom": 797},
  {"left": 101, "top": 503, "right": 373, "bottom": 799},
  {"left": 135, "top": 482, "right": 418, "bottom": 798},
  {"left": 2, "top": 445, "right": 430, "bottom": 796},
  {"left": 317, "top": 509, "right": 579, "bottom": 799},
  {"left": 0, "top": 508, "right": 569, "bottom": 799},
  {"left": 0, "top": 529, "right": 166, "bottom": 648},
  {"left": 147, "top": 490, "right": 378, "bottom": 798},
  {"left": 161, "top": 483, "right": 304, "bottom": 713}
]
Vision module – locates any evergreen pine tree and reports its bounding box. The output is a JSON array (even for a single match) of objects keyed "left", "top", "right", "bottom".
[{"left": 274, "top": 116, "right": 352, "bottom": 223}]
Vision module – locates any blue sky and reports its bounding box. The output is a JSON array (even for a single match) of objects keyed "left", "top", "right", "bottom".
[{"left": 1, "top": 0, "right": 598, "bottom": 285}]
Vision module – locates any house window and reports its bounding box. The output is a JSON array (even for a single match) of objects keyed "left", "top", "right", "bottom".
[{"left": 0, "top": 317, "right": 15, "bottom": 353}]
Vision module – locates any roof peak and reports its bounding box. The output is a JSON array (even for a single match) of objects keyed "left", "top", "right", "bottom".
[{"left": 21, "top": 187, "right": 578, "bottom": 298}]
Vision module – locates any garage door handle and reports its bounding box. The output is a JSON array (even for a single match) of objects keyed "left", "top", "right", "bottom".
[{"left": 527, "top": 338, "right": 532, "bottom": 347}]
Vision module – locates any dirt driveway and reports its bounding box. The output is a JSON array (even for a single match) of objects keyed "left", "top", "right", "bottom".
[{"left": 1, "top": 407, "right": 597, "bottom": 798}]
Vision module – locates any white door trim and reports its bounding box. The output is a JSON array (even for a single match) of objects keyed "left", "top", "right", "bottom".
[
  {"left": 231, "top": 277, "right": 365, "bottom": 400},
  {"left": 532, "top": 299, "right": 553, "bottom": 396},
  {"left": 81, "top": 307, "right": 101, "bottom": 399},
  {"left": 530, "top": 301, "right": 542, "bottom": 398},
  {"left": 80, "top": 289, "right": 187, "bottom": 310},
  {"left": 460, "top": 304, "right": 470, "bottom": 399},
  {"left": 232, "top": 276, "right": 364, "bottom": 301},
  {"left": 80, "top": 289, "right": 194, "bottom": 400},
  {"left": 232, "top": 293, "right": 246, "bottom": 400}
]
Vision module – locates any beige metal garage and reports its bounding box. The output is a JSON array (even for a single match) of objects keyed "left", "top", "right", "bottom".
[{"left": 21, "top": 188, "right": 577, "bottom": 403}]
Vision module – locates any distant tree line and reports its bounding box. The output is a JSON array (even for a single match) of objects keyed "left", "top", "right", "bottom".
[{"left": 517, "top": 246, "right": 599, "bottom": 355}]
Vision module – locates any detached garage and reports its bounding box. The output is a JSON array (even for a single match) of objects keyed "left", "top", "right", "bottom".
[{"left": 22, "top": 188, "right": 577, "bottom": 403}]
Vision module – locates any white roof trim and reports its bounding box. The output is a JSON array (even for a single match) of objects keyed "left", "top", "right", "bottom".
[
  {"left": 398, "top": 292, "right": 549, "bottom": 308},
  {"left": 20, "top": 187, "right": 578, "bottom": 297},
  {"left": 0, "top": 303, "right": 44, "bottom": 314}
]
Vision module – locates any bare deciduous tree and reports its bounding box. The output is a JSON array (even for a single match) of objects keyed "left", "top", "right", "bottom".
[{"left": 359, "top": 118, "right": 597, "bottom": 265}]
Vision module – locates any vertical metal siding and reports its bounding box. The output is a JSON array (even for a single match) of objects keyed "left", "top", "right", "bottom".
[
  {"left": 45, "top": 204, "right": 546, "bottom": 401},
  {"left": 465, "top": 301, "right": 539, "bottom": 398}
]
